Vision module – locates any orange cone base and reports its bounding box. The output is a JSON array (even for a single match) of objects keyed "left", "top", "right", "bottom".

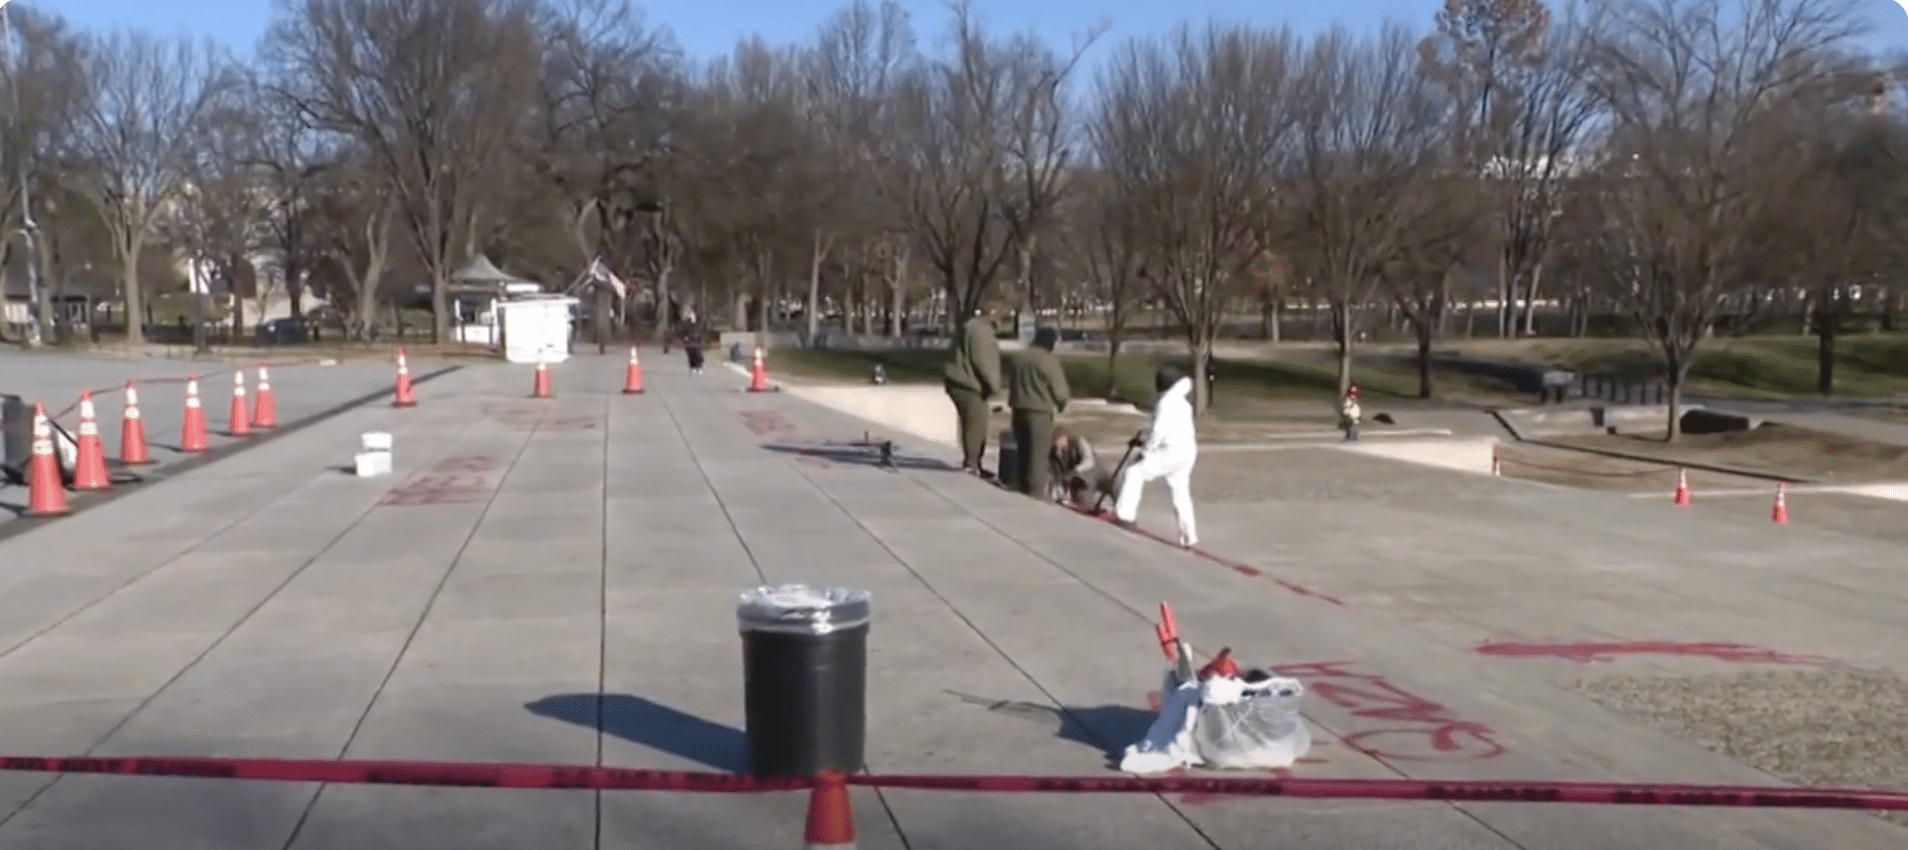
[{"left": 392, "top": 398, "right": 417, "bottom": 408}]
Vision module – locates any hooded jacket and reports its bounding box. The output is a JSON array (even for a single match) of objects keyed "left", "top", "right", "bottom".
[
  {"left": 1143, "top": 376, "right": 1197, "bottom": 460},
  {"left": 944, "top": 316, "right": 1003, "bottom": 397}
]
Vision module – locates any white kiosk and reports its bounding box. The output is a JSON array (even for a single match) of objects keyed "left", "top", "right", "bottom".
[{"left": 496, "top": 294, "right": 579, "bottom": 364}]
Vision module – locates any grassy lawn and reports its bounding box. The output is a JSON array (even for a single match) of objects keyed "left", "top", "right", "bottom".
[
  {"left": 1437, "top": 334, "right": 1908, "bottom": 398},
  {"left": 768, "top": 346, "right": 1527, "bottom": 410}
]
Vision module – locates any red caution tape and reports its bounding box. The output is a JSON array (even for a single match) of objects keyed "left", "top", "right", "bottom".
[{"left": 5, "top": 754, "right": 1908, "bottom": 811}]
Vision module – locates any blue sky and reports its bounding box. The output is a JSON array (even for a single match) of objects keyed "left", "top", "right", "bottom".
[{"left": 35, "top": 0, "right": 1908, "bottom": 63}]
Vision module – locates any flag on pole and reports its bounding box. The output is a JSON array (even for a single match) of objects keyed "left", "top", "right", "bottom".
[{"left": 586, "top": 257, "right": 629, "bottom": 300}]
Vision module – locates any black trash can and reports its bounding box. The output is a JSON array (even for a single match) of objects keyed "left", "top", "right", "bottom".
[{"left": 737, "top": 585, "right": 873, "bottom": 777}]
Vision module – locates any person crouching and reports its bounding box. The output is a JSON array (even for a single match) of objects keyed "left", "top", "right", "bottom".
[
  {"left": 1049, "top": 425, "right": 1110, "bottom": 507},
  {"left": 1113, "top": 366, "right": 1199, "bottom": 548}
]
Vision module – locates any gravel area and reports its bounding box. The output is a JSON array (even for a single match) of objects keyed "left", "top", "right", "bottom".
[
  {"left": 1551, "top": 424, "right": 1908, "bottom": 482},
  {"left": 1574, "top": 668, "right": 1908, "bottom": 825}
]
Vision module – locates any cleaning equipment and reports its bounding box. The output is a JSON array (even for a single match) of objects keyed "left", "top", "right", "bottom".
[
  {"left": 532, "top": 356, "right": 552, "bottom": 399},
  {"left": 801, "top": 770, "right": 857, "bottom": 850},
  {"left": 622, "top": 346, "right": 645, "bottom": 395},
  {"left": 392, "top": 348, "right": 417, "bottom": 408},
  {"left": 24, "top": 404, "right": 68, "bottom": 517},
  {"left": 70, "top": 391, "right": 111, "bottom": 492},
  {"left": 1120, "top": 601, "right": 1311, "bottom": 774},
  {"left": 747, "top": 348, "right": 770, "bottom": 392},
  {"left": 227, "top": 370, "right": 251, "bottom": 437},
  {"left": 1672, "top": 468, "right": 1691, "bottom": 507},
  {"left": 1092, "top": 429, "right": 1146, "bottom": 515},
  {"left": 180, "top": 375, "right": 209, "bottom": 453},
  {"left": 1772, "top": 482, "right": 1789, "bottom": 525},
  {"left": 251, "top": 363, "right": 278, "bottom": 429},
  {"left": 119, "top": 382, "right": 151, "bottom": 465}
]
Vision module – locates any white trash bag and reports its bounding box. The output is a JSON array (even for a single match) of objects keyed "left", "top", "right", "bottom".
[
  {"left": 1191, "top": 670, "right": 1310, "bottom": 770},
  {"left": 1119, "top": 643, "right": 1311, "bottom": 773}
]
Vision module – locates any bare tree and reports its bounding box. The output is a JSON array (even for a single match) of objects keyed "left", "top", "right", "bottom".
[
  {"left": 264, "top": 0, "right": 544, "bottom": 344},
  {"left": 1584, "top": 0, "right": 1866, "bottom": 439},
  {"left": 1421, "top": 0, "right": 1605, "bottom": 338},
  {"left": 1092, "top": 23, "right": 1298, "bottom": 413},
  {"left": 533, "top": 0, "right": 680, "bottom": 344},
  {"left": 1283, "top": 25, "right": 1454, "bottom": 392},
  {"left": 307, "top": 156, "right": 397, "bottom": 340},
  {"left": 0, "top": 8, "right": 88, "bottom": 343},
  {"left": 884, "top": 1, "right": 1095, "bottom": 331},
  {"left": 1062, "top": 170, "right": 1144, "bottom": 397},
  {"left": 802, "top": 0, "right": 916, "bottom": 345},
  {"left": 66, "top": 29, "right": 232, "bottom": 344}
]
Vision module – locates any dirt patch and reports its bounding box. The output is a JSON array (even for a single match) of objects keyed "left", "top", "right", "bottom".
[
  {"left": 1547, "top": 424, "right": 1908, "bottom": 482},
  {"left": 1492, "top": 443, "right": 1768, "bottom": 494},
  {"left": 1573, "top": 668, "right": 1908, "bottom": 826}
]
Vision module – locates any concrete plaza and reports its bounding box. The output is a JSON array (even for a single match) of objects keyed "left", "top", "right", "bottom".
[{"left": 0, "top": 351, "right": 1898, "bottom": 848}]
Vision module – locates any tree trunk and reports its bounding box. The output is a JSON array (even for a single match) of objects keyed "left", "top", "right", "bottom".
[
  {"left": 805, "top": 229, "right": 824, "bottom": 347},
  {"left": 1815, "top": 282, "right": 1837, "bottom": 396},
  {"left": 1415, "top": 318, "right": 1435, "bottom": 400},
  {"left": 1190, "top": 335, "right": 1213, "bottom": 415},
  {"left": 121, "top": 229, "right": 147, "bottom": 344},
  {"left": 1335, "top": 302, "right": 1355, "bottom": 393},
  {"left": 1664, "top": 356, "right": 1690, "bottom": 442},
  {"left": 1520, "top": 261, "right": 1545, "bottom": 337}
]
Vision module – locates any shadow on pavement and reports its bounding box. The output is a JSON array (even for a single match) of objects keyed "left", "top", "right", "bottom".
[
  {"left": 758, "top": 442, "right": 955, "bottom": 473},
  {"left": 526, "top": 693, "right": 748, "bottom": 773},
  {"left": 946, "top": 690, "right": 1154, "bottom": 766}
]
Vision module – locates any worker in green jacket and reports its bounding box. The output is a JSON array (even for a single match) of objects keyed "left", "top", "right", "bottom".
[
  {"left": 1005, "top": 326, "right": 1071, "bottom": 498},
  {"left": 944, "top": 310, "right": 1003, "bottom": 475}
]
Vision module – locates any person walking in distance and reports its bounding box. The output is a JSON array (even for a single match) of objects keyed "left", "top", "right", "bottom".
[
  {"left": 1005, "top": 327, "right": 1070, "bottom": 498},
  {"left": 680, "top": 308, "right": 705, "bottom": 375},
  {"left": 943, "top": 308, "right": 1003, "bottom": 476},
  {"left": 1113, "top": 365, "right": 1199, "bottom": 548}
]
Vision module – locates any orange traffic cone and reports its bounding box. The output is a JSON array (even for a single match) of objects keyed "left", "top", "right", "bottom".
[
  {"left": 119, "top": 381, "right": 152, "bottom": 465},
  {"left": 1672, "top": 468, "right": 1691, "bottom": 507},
  {"left": 622, "top": 346, "right": 645, "bottom": 395},
  {"left": 71, "top": 391, "right": 110, "bottom": 492},
  {"left": 748, "top": 348, "right": 770, "bottom": 393},
  {"left": 532, "top": 357, "right": 551, "bottom": 399},
  {"left": 1772, "top": 482, "right": 1789, "bottom": 525},
  {"left": 251, "top": 363, "right": 278, "bottom": 429},
  {"left": 24, "top": 403, "right": 68, "bottom": 517},
  {"left": 392, "top": 348, "right": 417, "bottom": 408},
  {"left": 227, "top": 370, "right": 251, "bottom": 437},
  {"left": 803, "top": 770, "right": 856, "bottom": 850},
  {"left": 180, "top": 375, "right": 209, "bottom": 453}
]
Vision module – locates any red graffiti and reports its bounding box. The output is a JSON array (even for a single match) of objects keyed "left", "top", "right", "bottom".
[
  {"left": 790, "top": 455, "right": 837, "bottom": 471},
  {"left": 379, "top": 472, "right": 496, "bottom": 507},
  {"left": 430, "top": 456, "right": 499, "bottom": 474},
  {"left": 479, "top": 404, "right": 600, "bottom": 432},
  {"left": 1474, "top": 640, "right": 1833, "bottom": 666},
  {"left": 1142, "top": 689, "right": 1328, "bottom": 806},
  {"left": 1274, "top": 660, "right": 1505, "bottom": 763},
  {"left": 739, "top": 410, "right": 796, "bottom": 437}
]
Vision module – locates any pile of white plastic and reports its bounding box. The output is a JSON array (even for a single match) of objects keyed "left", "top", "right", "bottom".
[{"left": 1119, "top": 645, "right": 1311, "bottom": 774}]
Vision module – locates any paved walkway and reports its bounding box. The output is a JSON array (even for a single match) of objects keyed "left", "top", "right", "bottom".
[{"left": 0, "top": 353, "right": 1898, "bottom": 849}]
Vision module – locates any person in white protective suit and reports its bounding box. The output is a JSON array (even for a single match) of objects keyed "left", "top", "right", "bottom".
[{"left": 1113, "top": 365, "right": 1199, "bottom": 548}]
